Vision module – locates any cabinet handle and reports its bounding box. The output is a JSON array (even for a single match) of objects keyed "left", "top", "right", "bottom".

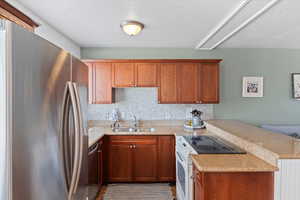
[
  {"left": 129, "top": 145, "right": 132, "bottom": 149},
  {"left": 88, "top": 143, "right": 99, "bottom": 155}
]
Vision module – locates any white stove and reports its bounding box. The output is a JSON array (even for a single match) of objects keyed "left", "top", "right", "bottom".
[
  {"left": 175, "top": 135, "right": 246, "bottom": 200},
  {"left": 175, "top": 136, "right": 196, "bottom": 200}
]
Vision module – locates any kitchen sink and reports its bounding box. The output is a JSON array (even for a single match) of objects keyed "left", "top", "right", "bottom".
[{"left": 112, "top": 127, "right": 156, "bottom": 133}]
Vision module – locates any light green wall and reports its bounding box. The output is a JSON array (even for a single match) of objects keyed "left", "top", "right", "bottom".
[{"left": 81, "top": 47, "right": 300, "bottom": 125}]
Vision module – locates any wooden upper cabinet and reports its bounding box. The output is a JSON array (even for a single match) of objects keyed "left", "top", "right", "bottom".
[
  {"left": 85, "top": 59, "right": 221, "bottom": 104},
  {"left": 158, "top": 64, "right": 178, "bottom": 103},
  {"left": 177, "top": 63, "right": 199, "bottom": 104},
  {"left": 112, "top": 63, "right": 135, "bottom": 87},
  {"left": 87, "top": 62, "right": 113, "bottom": 104},
  {"left": 199, "top": 63, "right": 220, "bottom": 103},
  {"left": 135, "top": 63, "right": 158, "bottom": 87}
]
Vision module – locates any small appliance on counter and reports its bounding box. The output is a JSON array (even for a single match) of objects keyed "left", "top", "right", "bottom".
[{"left": 184, "top": 109, "right": 205, "bottom": 130}]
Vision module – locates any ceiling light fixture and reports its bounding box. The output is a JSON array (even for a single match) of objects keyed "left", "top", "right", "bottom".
[{"left": 121, "top": 20, "right": 144, "bottom": 36}]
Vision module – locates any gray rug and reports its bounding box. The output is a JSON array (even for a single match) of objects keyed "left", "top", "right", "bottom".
[{"left": 103, "top": 183, "right": 174, "bottom": 200}]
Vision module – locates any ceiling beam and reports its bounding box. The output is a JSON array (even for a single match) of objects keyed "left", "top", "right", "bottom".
[
  {"left": 195, "top": 0, "right": 253, "bottom": 49},
  {"left": 209, "top": 0, "right": 282, "bottom": 50}
]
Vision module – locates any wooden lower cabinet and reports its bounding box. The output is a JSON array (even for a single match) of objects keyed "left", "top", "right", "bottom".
[
  {"left": 88, "top": 139, "right": 103, "bottom": 186},
  {"left": 132, "top": 142, "right": 157, "bottom": 182},
  {"left": 88, "top": 142, "right": 99, "bottom": 184},
  {"left": 193, "top": 165, "right": 274, "bottom": 200},
  {"left": 106, "top": 136, "right": 175, "bottom": 182},
  {"left": 108, "top": 143, "right": 133, "bottom": 182},
  {"left": 158, "top": 136, "right": 176, "bottom": 181}
]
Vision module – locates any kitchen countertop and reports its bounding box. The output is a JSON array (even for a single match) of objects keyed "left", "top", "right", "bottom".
[
  {"left": 191, "top": 154, "right": 278, "bottom": 172},
  {"left": 88, "top": 126, "right": 209, "bottom": 147},
  {"left": 205, "top": 120, "right": 300, "bottom": 162},
  {"left": 89, "top": 120, "right": 299, "bottom": 172}
]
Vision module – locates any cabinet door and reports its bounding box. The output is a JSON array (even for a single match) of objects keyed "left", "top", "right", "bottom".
[
  {"left": 177, "top": 63, "right": 199, "bottom": 103},
  {"left": 98, "top": 140, "right": 104, "bottom": 186},
  {"left": 132, "top": 142, "right": 158, "bottom": 182},
  {"left": 108, "top": 144, "right": 132, "bottom": 182},
  {"left": 194, "top": 168, "right": 205, "bottom": 200},
  {"left": 88, "top": 142, "right": 99, "bottom": 184},
  {"left": 112, "top": 63, "right": 135, "bottom": 87},
  {"left": 136, "top": 63, "right": 158, "bottom": 87},
  {"left": 93, "top": 63, "right": 113, "bottom": 104},
  {"left": 199, "top": 63, "right": 219, "bottom": 103},
  {"left": 158, "top": 136, "right": 176, "bottom": 181},
  {"left": 158, "top": 64, "right": 178, "bottom": 103},
  {"left": 86, "top": 62, "right": 94, "bottom": 104}
]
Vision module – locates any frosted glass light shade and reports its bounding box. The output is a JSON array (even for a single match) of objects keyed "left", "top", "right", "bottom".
[{"left": 121, "top": 21, "right": 144, "bottom": 36}]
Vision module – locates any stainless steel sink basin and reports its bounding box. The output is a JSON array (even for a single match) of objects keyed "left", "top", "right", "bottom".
[
  {"left": 112, "top": 127, "right": 156, "bottom": 133},
  {"left": 136, "top": 128, "right": 156, "bottom": 132}
]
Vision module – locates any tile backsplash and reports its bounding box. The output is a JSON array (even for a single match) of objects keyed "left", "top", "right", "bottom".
[{"left": 88, "top": 88, "right": 214, "bottom": 120}]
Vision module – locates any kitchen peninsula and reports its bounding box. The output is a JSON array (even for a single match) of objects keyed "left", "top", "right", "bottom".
[{"left": 88, "top": 119, "right": 300, "bottom": 200}]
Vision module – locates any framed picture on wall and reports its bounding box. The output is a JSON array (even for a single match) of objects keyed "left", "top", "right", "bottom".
[
  {"left": 242, "top": 77, "right": 264, "bottom": 97},
  {"left": 292, "top": 73, "right": 300, "bottom": 99}
]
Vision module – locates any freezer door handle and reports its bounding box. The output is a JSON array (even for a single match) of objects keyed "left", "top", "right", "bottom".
[
  {"left": 61, "top": 82, "right": 81, "bottom": 200},
  {"left": 61, "top": 83, "right": 71, "bottom": 189}
]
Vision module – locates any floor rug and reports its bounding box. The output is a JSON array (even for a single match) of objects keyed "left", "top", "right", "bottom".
[{"left": 103, "top": 183, "right": 174, "bottom": 200}]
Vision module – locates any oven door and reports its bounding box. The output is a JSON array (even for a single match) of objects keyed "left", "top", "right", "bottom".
[{"left": 176, "top": 150, "right": 187, "bottom": 200}]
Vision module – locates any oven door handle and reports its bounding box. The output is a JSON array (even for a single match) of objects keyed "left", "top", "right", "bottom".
[{"left": 176, "top": 151, "right": 185, "bottom": 163}]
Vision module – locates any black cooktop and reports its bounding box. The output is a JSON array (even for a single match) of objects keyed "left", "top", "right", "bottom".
[{"left": 183, "top": 135, "right": 246, "bottom": 154}]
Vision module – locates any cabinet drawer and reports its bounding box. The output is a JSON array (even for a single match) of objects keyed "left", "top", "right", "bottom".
[{"left": 108, "top": 136, "right": 157, "bottom": 145}]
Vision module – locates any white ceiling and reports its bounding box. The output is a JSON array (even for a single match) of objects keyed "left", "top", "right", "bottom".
[{"left": 14, "top": 0, "right": 300, "bottom": 49}]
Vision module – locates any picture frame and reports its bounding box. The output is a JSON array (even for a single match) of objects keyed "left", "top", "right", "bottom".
[
  {"left": 292, "top": 73, "right": 300, "bottom": 99},
  {"left": 242, "top": 77, "right": 264, "bottom": 97}
]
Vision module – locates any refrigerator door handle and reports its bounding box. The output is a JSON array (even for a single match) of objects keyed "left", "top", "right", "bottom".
[
  {"left": 66, "top": 82, "right": 81, "bottom": 200},
  {"left": 72, "top": 83, "right": 84, "bottom": 195},
  {"left": 61, "top": 83, "right": 71, "bottom": 189}
]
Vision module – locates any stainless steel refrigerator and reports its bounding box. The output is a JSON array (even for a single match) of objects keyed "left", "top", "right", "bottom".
[{"left": 0, "top": 19, "right": 88, "bottom": 200}]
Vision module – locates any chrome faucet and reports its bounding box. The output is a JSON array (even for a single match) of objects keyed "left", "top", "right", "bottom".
[
  {"left": 131, "top": 114, "right": 138, "bottom": 128},
  {"left": 111, "top": 108, "right": 120, "bottom": 129},
  {"left": 112, "top": 120, "right": 120, "bottom": 129}
]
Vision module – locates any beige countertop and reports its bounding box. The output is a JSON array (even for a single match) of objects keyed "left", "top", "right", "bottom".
[
  {"left": 191, "top": 154, "right": 278, "bottom": 172},
  {"left": 205, "top": 120, "right": 300, "bottom": 161},
  {"left": 89, "top": 120, "right": 299, "bottom": 172},
  {"left": 88, "top": 125, "right": 208, "bottom": 147}
]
